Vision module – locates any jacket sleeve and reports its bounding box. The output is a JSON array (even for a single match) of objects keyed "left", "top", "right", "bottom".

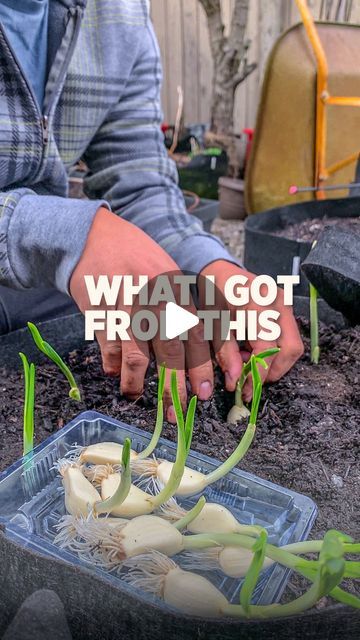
[
  {"left": 83, "top": 17, "right": 239, "bottom": 276},
  {"left": 0, "top": 188, "right": 107, "bottom": 293}
]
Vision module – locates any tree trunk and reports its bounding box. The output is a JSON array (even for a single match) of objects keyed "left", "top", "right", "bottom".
[
  {"left": 210, "top": 68, "right": 239, "bottom": 176},
  {"left": 199, "top": 0, "right": 255, "bottom": 177}
]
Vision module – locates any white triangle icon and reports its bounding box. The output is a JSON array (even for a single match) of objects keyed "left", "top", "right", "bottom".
[{"left": 165, "top": 302, "right": 199, "bottom": 340}]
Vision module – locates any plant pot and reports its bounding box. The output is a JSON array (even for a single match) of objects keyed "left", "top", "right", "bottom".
[
  {"left": 244, "top": 196, "right": 360, "bottom": 297},
  {"left": 219, "top": 177, "right": 246, "bottom": 220}
]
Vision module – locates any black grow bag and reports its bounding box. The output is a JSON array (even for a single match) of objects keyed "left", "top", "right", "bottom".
[
  {"left": 0, "top": 532, "right": 358, "bottom": 640},
  {"left": 244, "top": 196, "right": 360, "bottom": 297}
]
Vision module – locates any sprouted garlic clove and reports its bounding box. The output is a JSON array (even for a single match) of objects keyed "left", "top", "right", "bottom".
[
  {"left": 227, "top": 404, "right": 251, "bottom": 424},
  {"left": 185, "top": 503, "right": 243, "bottom": 535},
  {"left": 125, "top": 551, "right": 228, "bottom": 618},
  {"left": 120, "top": 515, "right": 183, "bottom": 558},
  {"left": 219, "top": 546, "right": 273, "bottom": 578},
  {"left": 79, "top": 442, "right": 137, "bottom": 466},
  {"left": 156, "top": 460, "right": 206, "bottom": 497},
  {"left": 101, "top": 473, "right": 153, "bottom": 517},
  {"left": 62, "top": 467, "right": 101, "bottom": 517}
]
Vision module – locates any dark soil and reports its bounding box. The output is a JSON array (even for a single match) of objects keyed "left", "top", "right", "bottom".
[
  {"left": 272, "top": 216, "right": 360, "bottom": 242},
  {"left": 0, "top": 319, "right": 359, "bottom": 601}
]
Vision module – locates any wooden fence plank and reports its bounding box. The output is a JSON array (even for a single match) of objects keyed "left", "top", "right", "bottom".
[{"left": 150, "top": 0, "right": 360, "bottom": 129}]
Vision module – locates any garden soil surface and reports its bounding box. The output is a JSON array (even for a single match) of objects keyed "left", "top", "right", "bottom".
[
  {"left": 272, "top": 216, "right": 360, "bottom": 242},
  {"left": 0, "top": 318, "right": 359, "bottom": 601}
]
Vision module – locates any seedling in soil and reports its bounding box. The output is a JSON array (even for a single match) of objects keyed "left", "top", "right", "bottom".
[
  {"left": 19, "top": 353, "right": 35, "bottom": 457},
  {"left": 27, "top": 322, "right": 81, "bottom": 400},
  {"left": 309, "top": 283, "right": 320, "bottom": 364},
  {"left": 130, "top": 353, "right": 269, "bottom": 497},
  {"left": 227, "top": 348, "right": 280, "bottom": 424}
]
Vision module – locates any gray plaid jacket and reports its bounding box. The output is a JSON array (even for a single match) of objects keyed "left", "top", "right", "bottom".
[{"left": 0, "top": 0, "right": 234, "bottom": 295}]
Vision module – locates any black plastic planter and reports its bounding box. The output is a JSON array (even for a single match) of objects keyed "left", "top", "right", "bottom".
[{"left": 244, "top": 196, "right": 360, "bottom": 298}]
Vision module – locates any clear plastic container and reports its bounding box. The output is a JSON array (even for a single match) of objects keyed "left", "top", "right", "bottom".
[{"left": 0, "top": 411, "right": 317, "bottom": 608}]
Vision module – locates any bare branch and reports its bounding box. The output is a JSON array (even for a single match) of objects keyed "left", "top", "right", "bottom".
[{"left": 233, "top": 62, "right": 257, "bottom": 89}]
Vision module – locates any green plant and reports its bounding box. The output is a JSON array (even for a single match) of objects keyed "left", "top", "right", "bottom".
[
  {"left": 95, "top": 438, "right": 132, "bottom": 514},
  {"left": 121, "top": 530, "right": 359, "bottom": 618},
  {"left": 19, "top": 353, "right": 36, "bottom": 457},
  {"left": 27, "top": 322, "right": 81, "bottom": 400},
  {"left": 227, "top": 348, "right": 280, "bottom": 423},
  {"left": 310, "top": 283, "right": 320, "bottom": 364},
  {"left": 60, "top": 369, "right": 197, "bottom": 518},
  {"left": 72, "top": 364, "right": 167, "bottom": 467},
  {"left": 130, "top": 353, "right": 270, "bottom": 497}
]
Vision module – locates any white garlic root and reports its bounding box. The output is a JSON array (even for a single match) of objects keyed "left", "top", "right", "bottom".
[
  {"left": 131, "top": 459, "right": 207, "bottom": 497},
  {"left": 83, "top": 463, "right": 120, "bottom": 487},
  {"left": 182, "top": 546, "right": 273, "bottom": 578},
  {"left": 54, "top": 513, "right": 128, "bottom": 549},
  {"left": 55, "top": 514, "right": 184, "bottom": 566}
]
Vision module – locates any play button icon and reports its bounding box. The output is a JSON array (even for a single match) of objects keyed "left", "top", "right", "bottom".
[
  {"left": 165, "top": 301, "right": 199, "bottom": 339},
  {"left": 128, "top": 269, "right": 229, "bottom": 369}
]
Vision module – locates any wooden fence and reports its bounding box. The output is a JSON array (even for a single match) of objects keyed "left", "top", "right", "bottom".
[{"left": 150, "top": 0, "right": 360, "bottom": 131}]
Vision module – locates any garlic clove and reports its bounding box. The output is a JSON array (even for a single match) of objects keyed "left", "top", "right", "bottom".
[
  {"left": 164, "top": 567, "right": 227, "bottom": 617},
  {"left": 157, "top": 460, "right": 206, "bottom": 497},
  {"left": 187, "top": 503, "right": 239, "bottom": 534},
  {"left": 219, "top": 545, "right": 274, "bottom": 578},
  {"left": 121, "top": 515, "right": 183, "bottom": 558},
  {"left": 227, "top": 405, "right": 250, "bottom": 424},
  {"left": 62, "top": 467, "right": 101, "bottom": 517},
  {"left": 101, "top": 473, "right": 152, "bottom": 517},
  {"left": 80, "top": 442, "right": 137, "bottom": 465}
]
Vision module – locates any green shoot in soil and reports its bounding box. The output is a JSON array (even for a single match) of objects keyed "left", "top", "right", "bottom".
[
  {"left": 227, "top": 348, "right": 280, "bottom": 423},
  {"left": 309, "top": 283, "right": 320, "bottom": 364},
  {"left": 206, "top": 354, "right": 270, "bottom": 486},
  {"left": 19, "top": 352, "right": 36, "bottom": 457},
  {"left": 27, "top": 322, "right": 81, "bottom": 400}
]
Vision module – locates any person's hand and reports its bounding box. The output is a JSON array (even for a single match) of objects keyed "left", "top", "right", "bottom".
[
  {"left": 199, "top": 260, "right": 304, "bottom": 401},
  {"left": 70, "top": 207, "right": 214, "bottom": 420}
]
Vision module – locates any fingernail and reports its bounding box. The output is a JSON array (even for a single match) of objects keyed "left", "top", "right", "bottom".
[
  {"left": 167, "top": 405, "right": 176, "bottom": 423},
  {"left": 199, "top": 381, "right": 212, "bottom": 401}
]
